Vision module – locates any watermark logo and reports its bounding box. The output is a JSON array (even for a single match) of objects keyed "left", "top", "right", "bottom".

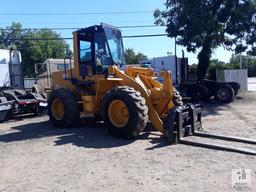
[{"left": 232, "top": 169, "right": 252, "bottom": 190}]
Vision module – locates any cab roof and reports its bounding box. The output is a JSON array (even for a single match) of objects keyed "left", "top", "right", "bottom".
[{"left": 75, "top": 23, "right": 121, "bottom": 34}]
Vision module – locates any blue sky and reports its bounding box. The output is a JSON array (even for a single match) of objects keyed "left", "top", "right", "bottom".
[{"left": 0, "top": 0, "right": 232, "bottom": 64}]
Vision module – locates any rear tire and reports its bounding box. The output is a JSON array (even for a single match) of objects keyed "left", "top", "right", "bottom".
[
  {"left": 228, "top": 82, "right": 240, "bottom": 96},
  {"left": 103, "top": 86, "right": 148, "bottom": 139},
  {"left": 48, "top": 89, "right": 80, "bottom": 128},
  {"left": 215, "top": 84, "right": 234, "bottom": 103},
  {"left": 233, "top": 88, "right": 239, "bottom": 96},
  {"left": 190, "top": 84, "right": 209, "bottom": 102},
  {"left": 28, "top": 92, "right": 46, "bottom": 116}
]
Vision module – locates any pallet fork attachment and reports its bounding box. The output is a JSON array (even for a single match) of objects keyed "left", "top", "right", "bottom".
[{"left": 173, "top": 104, "right": 256, "bottom": 156}]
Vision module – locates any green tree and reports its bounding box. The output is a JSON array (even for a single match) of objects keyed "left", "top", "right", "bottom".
[
  {"left": 229, "top": 54, "right": 256, "bottom": 77},
  {"left": 0, "top": 22, "right": 26, "bottom": 51},
  {"left": 124, "top": 48, "right": 147, "bottom": 64},
  {"left": 207, "top": 59, "right": 227, "bottom": 80},
  {"left": 188, "top": 63, "right": 198, "bottom": 80},
  {"left": 154, "top": 0, "right": 256, "bottom": 80},
  {"left": 0, "top": 22, "right": 71, "bottom": 77}
]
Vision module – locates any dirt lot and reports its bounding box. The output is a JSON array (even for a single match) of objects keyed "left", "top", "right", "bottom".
[{"left": 0, "top": 92, "right": 256, "bottom": 192}]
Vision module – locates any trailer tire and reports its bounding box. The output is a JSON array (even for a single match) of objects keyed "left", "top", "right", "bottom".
[
  {"left": 228, "top": 82, "right": 240, "bottom": 96},
  {"left": 103, "top": 86, "right": 148, "bottom": 139},
  {"left": 234, "top": 88, "right": 239, "bottom": 96},
  {"left": 48, "top": 89, "right": 80, "bottom": 128},
  {"left": 191, "top": 84, "right": 209, "bottom": 102},
  {"left": 0, "top": 97, "right": 13, "bottom": 121},
  {"left": 215, "top": 84, "right": 234, "bottom": 103}
]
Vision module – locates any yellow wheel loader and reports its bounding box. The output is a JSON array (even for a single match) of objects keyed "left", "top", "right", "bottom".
[
  {"left": 48, "top": 24, "right": 256, "bottom": 154},
  {"left": 48, "top": 23, "right": 197, "bottom": 141}
]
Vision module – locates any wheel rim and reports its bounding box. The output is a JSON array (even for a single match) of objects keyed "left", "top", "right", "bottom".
[
  {"left": 217, "top": 88, "right": 229, "bottom": 100},
  {"left": 108, "top": 100, "right": 129, "bottom": 128},
  {"left": 51, "top": 98, "right": 64, "bottom": 120},
  {"left": 193, "top": 90, "right": 203, "bottom": 99},
  {"left": 195, "top": 91, "right": 202, "bottom": 99}
]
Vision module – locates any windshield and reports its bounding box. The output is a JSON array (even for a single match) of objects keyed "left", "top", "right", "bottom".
[
  {"left": 104, "top": 27, "right": 125, "bottom": 65},
  {"left": 35, "top": 63, "right": 47, "bottom": 75}
]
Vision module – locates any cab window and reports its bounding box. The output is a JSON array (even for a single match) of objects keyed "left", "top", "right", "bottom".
[
  {"left": 79, "top": 40, "right": 92, "bottom": 62},
  {"left": 78, "top": 38, "right": 93, "bottom": 76}
]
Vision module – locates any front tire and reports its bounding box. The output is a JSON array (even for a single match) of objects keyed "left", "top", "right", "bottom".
[
  {"left": 103, "top": 86, "right": 148, "bottom": 139},
  {"left": 48, "top": 89, "right": 80, "bottom": 128}
]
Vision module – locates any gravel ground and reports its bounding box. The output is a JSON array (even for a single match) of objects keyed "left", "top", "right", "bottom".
[{"left": 0, "top": 92, "right": 256, "bottom": 192}]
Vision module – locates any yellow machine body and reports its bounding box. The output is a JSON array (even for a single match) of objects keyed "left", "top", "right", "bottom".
[
  {"left": 49, "top": 24, "right": 180, "bottom": 137},
  {"left": 51, "top": 66, "right": 175, "bottom": 135}
]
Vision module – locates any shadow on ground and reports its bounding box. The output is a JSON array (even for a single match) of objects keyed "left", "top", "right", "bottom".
[
  {"left": 0, "top": 118, "right": 168, "bottom": 149},
  {"left": 0, "top": 119, "right": 129, "bottom": 148},
  {"left": 201, "top": 100, "right": 231, "bottom": 117},
  {"left": 185, "top": 96, "right": 244, "bottom": 117},
  {"left": 0, "top": 96, "right": 245, "bottom": 150}
]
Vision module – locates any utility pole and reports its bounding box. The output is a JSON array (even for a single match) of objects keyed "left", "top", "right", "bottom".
[
  {"left": 175, "top": 37, "right": 178, "bottom": 84},
  {"left": 239, "top": 54, "right": 242, "bottom": 69},
  {"left": 9, "top": 49, "right": 13, "bottom": 88}
]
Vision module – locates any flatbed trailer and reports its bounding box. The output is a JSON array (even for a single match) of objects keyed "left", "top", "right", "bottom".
[
  {"left": 0, "top": 89, "right": 47, "bottom": 120},
  {"left": 179, "top": 79, "right": 240, "bottom": 103},
  {"left": 0, "top": 49, "right": 47, "bottom": 122}
]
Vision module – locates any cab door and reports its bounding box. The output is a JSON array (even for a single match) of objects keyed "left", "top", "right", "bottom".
[{"left": 77, "top": 33, "right": 95, "bottom": 77}]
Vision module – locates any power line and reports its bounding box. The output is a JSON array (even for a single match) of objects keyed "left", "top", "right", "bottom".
[
  {"left": 123, "top": 34, "right": 167, "bottom": 38},
  {"left": 8, "top": 34, "right": 168, "bottom": 41},
  {"left": 121, "top": 25, "right": 162, "bottom": 29},
  {"left": 0, "top": 11, "right": 153, "bottom": 16},
  {"left": 0, "top": 20, "right": 155, "bottom": 25},
  {"left": 0, "top": 25, "right": 164, "bottom": 31}
]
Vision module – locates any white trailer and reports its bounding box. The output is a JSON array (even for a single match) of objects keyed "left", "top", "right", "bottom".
[
  {"left": 141, "top": 55, "right": 183, "bottom": 84},
  {"left": 0, "top": 49, "right": 23, "bottom": 88}
]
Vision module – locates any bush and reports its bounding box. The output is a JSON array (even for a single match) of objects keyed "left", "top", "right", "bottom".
[
  {"left": 248, "top": 63, "right": 256, "bottom": 77},
  {"left": 229, "top": 54, "right": 256, "bottom": 77},
  {"left": 207, "top": 63, "right": 217, "bottom": 80},
  {"left": 188, "top": 64, "right": 198, "bottom": 80},
  {"left": 206, "top": 61, "right": 241, "bottom": 80}
]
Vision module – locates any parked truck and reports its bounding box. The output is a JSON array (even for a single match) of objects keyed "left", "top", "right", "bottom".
[
  {"left": 142, "top": 54, "right": 240, "bottom": 103},
  {"left": 0, "top": 49, "right": 47, "bottom": 122},
  {"left": 32, "top": 58, "right": 73, "bottom": 99}
]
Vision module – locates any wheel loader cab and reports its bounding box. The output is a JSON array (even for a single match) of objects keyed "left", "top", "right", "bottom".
[{"left": 75, "top": 24, "right": 125, "bottom": 77}]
